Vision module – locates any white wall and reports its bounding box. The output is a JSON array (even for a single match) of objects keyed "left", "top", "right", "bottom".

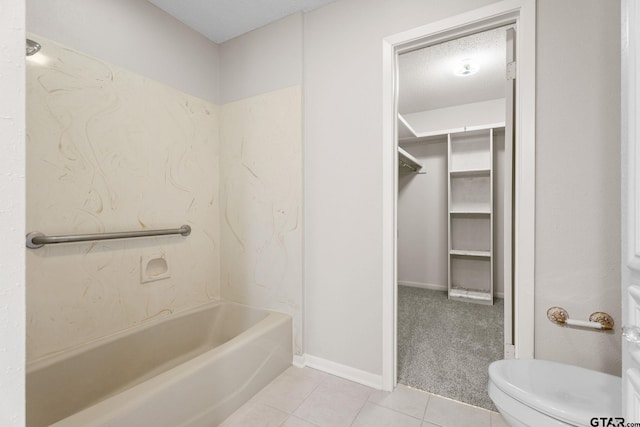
[
  {"left": 398, "top": 130, "right": 506, "bottom": 298},
  {"left": 397, "top": 139, "right": 449, "bottom": 289},
  {"left": 304, "top": 0, "right": 499, "bottom": 376},
  {"left": 534, "top": 0, "right": 621, "bottom": 375},
  {"left": 27, "top": 0, "right": 220, "bottom": 104},
  {"left": 220, "top": 13, "right": 303, "bottom": 103},
  {"left": 305, "top": 0, "right": 621, "bottom": 378},
  {"left": 0, "top": 0, "right": 25, "bottom": 424}
]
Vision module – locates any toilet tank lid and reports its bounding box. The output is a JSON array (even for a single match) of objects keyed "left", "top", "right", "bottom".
[{"left": 489, "top": 359, "right": 621, "bottom": 425}]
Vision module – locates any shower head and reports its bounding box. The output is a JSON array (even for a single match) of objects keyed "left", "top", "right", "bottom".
[{"left": 26, "top": 39, "right": 41, "bottom": 56}]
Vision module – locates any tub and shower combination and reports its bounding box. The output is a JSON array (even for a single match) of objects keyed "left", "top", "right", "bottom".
[{"left": 27, "top": 301, "right": 292, "bottom": 426}]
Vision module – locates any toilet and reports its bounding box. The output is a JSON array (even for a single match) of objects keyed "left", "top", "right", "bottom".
[{"left": 488, "top": 359, "right": 621, "bottom": 426}]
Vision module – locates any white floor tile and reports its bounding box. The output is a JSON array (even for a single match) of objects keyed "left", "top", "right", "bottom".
[
  {"left": 491, "top": 411, "right": 510, "bottom": 427},
  {"left": 292, "top": 367, "right": 332, "bottom": 382},
  {"left": 423, "top": 395, "right": 491, "bottom": 427},
  {"left": 352, "top": 402, "right": 422, "bottom": 427},
  {"left": 368, "top": 384, "right": 430, "bottom": 419},
  {"left": 219, "top": 401, "right": 288, "bottom": 427},
  {"left": 254, "top": 367, "right": 324, "bottom": 413},
  {"left": 281, "top": 415, "right": 320, "bottom": 427},
  {"left": 319, "top": 373, "right": 375, "bottom": 397},
  {"left": 292, "top": 376, "right": 372, "bottom": 427},
  {"left": 220, "top": 367, "right": 501, "bottom": 427}
]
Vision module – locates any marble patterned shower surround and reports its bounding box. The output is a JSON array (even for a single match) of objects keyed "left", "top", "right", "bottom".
[
  {"left": 26, "top": 36, "right": 221, "bottom": 361},
  {"left": 220, "top": 86, "right": 303, "bottom": 355}
]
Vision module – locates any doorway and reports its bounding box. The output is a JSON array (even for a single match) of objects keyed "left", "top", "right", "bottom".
[
  {"left": 395, "top": 26, "right": 511, "bottom": 410},
  {"left": 381, "top": 0, "right": 536, "bottom": 397}
]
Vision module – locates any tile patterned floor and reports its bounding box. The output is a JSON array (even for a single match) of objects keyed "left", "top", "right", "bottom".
[{"left": 219, "top": 367, "right": 509, "bottom": 427}]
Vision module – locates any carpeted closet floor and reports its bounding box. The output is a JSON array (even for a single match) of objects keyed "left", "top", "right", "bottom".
[{"left": 397, "top": 286, "right": 503, "bottom": 411}]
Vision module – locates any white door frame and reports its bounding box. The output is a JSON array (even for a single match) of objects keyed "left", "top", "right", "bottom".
[
  {"left": 622, "top": 0, "right": 640, "bottom": 417},
  {"left": 381, "top": 0, "right": 536, "bottom": 391}
]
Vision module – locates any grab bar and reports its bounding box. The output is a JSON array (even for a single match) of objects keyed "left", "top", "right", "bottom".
[{"left": 26, "top": 225, "right": 191, "bottom": 249}]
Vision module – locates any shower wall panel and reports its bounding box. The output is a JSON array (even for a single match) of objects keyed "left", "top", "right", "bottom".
[
  {"left": 26, "top": 36, "right": 221, "bottom": 361},
  {"left": 220, "top": 85, "right": 303, "bottom": 355}
]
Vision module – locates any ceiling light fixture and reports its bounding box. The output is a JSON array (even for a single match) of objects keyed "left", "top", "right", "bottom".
[{"left": 453, "top": 59, "right": 479, "bottom": 76}]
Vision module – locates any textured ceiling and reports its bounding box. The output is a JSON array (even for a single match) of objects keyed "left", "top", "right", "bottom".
[
  {"left": 148, "top": 0, "right": 336, "bottom": 43},
  {"left": 398, "top": 27, "right": 508, "bottom": 114}
]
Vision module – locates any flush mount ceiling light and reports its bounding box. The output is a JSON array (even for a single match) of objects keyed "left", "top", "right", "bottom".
[{"left": 453, "top": 58, "right": 479, "bottom": 76}]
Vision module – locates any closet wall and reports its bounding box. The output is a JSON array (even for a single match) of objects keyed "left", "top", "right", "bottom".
[
  {"left": 398, "top": 137, "right": 448, "bottom": 289},
  {"left": 397, "top": 129, "right": 506, "bottom": 297}
]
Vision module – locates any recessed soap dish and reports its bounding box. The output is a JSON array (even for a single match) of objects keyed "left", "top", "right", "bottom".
[{"left": 141, "top": 253, "right": 170, "bottom": 283}]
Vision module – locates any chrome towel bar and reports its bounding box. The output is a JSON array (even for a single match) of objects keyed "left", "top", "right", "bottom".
[{"left": 26, "top": 225, "right": 191, "bottom": 249}]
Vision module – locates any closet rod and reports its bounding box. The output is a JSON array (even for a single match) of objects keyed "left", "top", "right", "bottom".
[{"left": 398, "top": 146, "right": 423, "bottom": 172}]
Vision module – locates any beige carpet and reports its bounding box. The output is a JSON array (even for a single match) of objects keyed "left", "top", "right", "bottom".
[{"left": 397, "top": 286, "right": 503, "bottom": 410}]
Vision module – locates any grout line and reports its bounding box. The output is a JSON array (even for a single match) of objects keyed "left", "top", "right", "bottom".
[
  {"left": 426, "top": 392, "right": 493, "bottom": 412},
  {"left": 348, "top": 400, "right": 368, "bottom": 426},
  {"left": 422, "top": 393, "right": 430, "bottom": 421},
  {"left": 348, "top": 387, "right": 377, "bottom": 427},
  {"left": 279, "top": 414, "right": 320, "bottom": 427},
  {"left": 291, "top": 380, "right": 324, "bottom": 414},
  {"left": 279, "top": 374, "right": 326, "bottom": 417},
  {"left": 367, "top": 401, "right": 424, "bottom": 422}
]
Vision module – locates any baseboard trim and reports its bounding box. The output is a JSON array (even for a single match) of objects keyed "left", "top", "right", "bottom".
[
  {"left": 398, "top": 281, "right": 504, "bottom": 299},
  {"left": 292, "top": 354, "right": 306, "bottom": 368},
  {"left": 398, "top": 281, "right": 446, "bottom": 292},
  {"left": 303, "top": 354, "right": 383, "bottom": 390}
]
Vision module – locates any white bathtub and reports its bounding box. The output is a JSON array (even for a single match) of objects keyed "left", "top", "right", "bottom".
[{"left": 26, "top": 301, "right": 292, "bottom": 427}]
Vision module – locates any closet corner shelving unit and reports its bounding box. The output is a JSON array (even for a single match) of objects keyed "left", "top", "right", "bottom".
[{"left": 447, "top": 128, "right": 494, "bottom": 305}]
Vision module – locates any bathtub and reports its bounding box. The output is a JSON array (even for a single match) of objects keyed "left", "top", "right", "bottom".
[{"left": 26, "top": 301, "right": 292, "bottom": 427}]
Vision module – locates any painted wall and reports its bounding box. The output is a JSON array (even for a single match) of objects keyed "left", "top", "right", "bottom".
[
  {"left": 26, "top": 37, "right": 221, "bottom": 361},
  {"left": 398, "top": 130, "right": 506, "bottom": 298},
  {"left": 304, "top": 0, "right": 621, "bottom": 378},
  {"left": 218, "top": 14, "right": 304, "bottom": 356},
  {"left": 0, "top": 0, "right": 26, "bottom": 423},
  {"left": 397, "top": 139, "right": 449, "bottom": 289},
  {"left": 534, "top": 0, "right": 621, "bottom": 375},
  {"left": 26, "top": 0, "right": 220, "bottom": 104},
  {"left": 304, "top": 0, "right": 501, "bottom": 376},
  {"left": 219, "top": 13, "right": 303, "bottom": 103}
]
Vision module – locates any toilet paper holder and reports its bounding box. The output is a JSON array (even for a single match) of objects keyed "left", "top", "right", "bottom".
[{"left": 547, "top": 307, "right": 614, "bottom": 330}]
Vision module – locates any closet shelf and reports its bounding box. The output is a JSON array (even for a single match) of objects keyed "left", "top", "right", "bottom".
[
  {"left": 398, "top": 146, "right": 423, "bottom": 172},
  {"left": 449, "top": 210, "right": 491, "bottom": 215},
  {"left": 448, "top": 128, "right": 494, "bottom": 305},
  {"left": 450, "top": 168, "right": 491, "bottom": 177},
  {"left": 450, "top": 249, "right": 491, "bottom": 257}
]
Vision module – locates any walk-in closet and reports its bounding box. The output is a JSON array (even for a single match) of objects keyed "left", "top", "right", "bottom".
[{"left": 395, "top": 26, "right": 514, "bottom": 411}]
